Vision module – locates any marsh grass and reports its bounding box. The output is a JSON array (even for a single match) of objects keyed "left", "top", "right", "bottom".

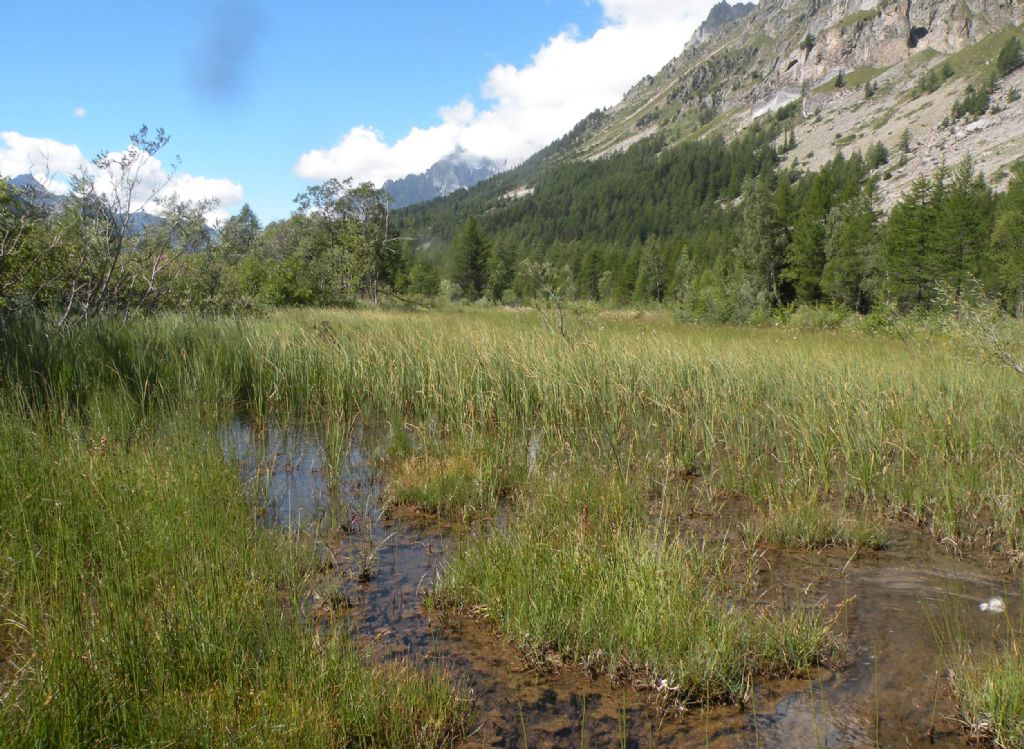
[
  {"left": 385, "top": 436, "right": 526, "bottom": 521},
  {"left": 5, "top": 307, "right": 1024, "bottom": 743},
  {"left": 743, "top": 501, "right": 889, "bottom": 550},
  {"left": 0, "top": 406, "right": 469, "bottom": 747},
  {"left": 952, "top": 644, "right": 1024, "bottom": 748},
  {"left": 432, "top": 472, "right": 841, "bottom": 708},
  {"left": 5, "top": 308, "right": 1020, "bottom": 549},
  {"left": 924, "top": 573, "right": 1024, "bottom": 748}
]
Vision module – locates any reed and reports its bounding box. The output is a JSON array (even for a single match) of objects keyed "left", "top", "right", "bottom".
[
  {"left": 5, "top": 308, "right": 1019, "bottom": 548},
  {"left": 0, "top": 404, "right": 469, "bottom": 747},
  {"left": 4, "top": 307, "right": 1024, "bottom": 742}
]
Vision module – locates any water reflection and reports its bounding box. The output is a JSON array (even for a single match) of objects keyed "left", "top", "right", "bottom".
[{"left": 223, "top": 418, "right": 1021, "bottom": 748}]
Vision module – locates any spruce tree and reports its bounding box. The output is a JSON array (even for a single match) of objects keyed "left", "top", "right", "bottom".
[
  {"left": 785, "top": 172, "right": 830, "bottom": 302},
  {"left": 736, "top": 177, "right": 786, "bottom": 306},
  {"left": 450, "top": 217, "right": 489, "bottom": 301},
  {"left": 932, "top": 156, "right": 994, "bottom": 292},
  {"left": 991, "top": 161, "right": 1024, "bottom": 314},
  {"left": 997, "top": 35, "right": 1023, "bottom": 77},
  {"left": 485, "top": 241, "right": 516, "bottom": 302},
  {"left": 883, "top": 177, "right": 935, "bottom": 307},
  {"left": 821, "top": 183, "right": 879, "bottom": 312}
]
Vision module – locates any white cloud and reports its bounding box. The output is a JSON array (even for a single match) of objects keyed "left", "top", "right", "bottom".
[
  {"left": 0, "top": 131, "right": 88, "bottom": 194},
  {"left": 598, "top": 0, "right": 704, "bottom": 24},
  {"left": 73, "top": 106, "right": 88, "bottom": 119},
  {"left": 295, "top": 0, "right": 721, "bottom": 185},
  {"left": 0, "top": 131, "right": 243, "bottom": 223}
]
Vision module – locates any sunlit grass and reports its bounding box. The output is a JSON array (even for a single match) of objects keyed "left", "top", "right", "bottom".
[
  {"left": 952, "top": 645, "right": 1024, "bottom": 749},
  {"left": 432, "top": 472, "right": 840, "bottom": 707},
  {"left": 385, "top": 434, "right": 526, "bottom": 522},
  {"left": 0, "top": 407, "right": 469, "bottom": 748},
  {"left": 5, "top": 308, "right": 1020, "bottom": 549},
  {"left": 743, "top": 500, "right": 889, "bottom": 550},
  {"left": 4, "top": 307, "right": 1024, "bottom": 743}
]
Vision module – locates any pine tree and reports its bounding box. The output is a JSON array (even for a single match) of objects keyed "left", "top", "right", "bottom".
[
  {"left": 485, "top": 241, "right": 516, "bottom": 302},
  {"left": 991, "top": 161, "right": 1024, "bottom": 314},
  {"left": 578, "top": 245, "right": 604, "bottom": 301},
  {"left": 997, "top": 35, "right": 1023, "bottom": 77},
  {"left": 634, "top": 237, "right": 670, "bottom": 302},
  {"left": 866, "top": 141, "right": 889, "bottom": 170},
  {"left": 898, "top": 128, "right": 912, "bottom": 154},
  {"left": 932, "top": 156, "right": 994, "bottom": 292},
  {"left": 883, "top": 177, "right": 935, "bottom": 308},
  {"left": 785, "top": 172, "right": 830, "bottom": 302},
  {"left": 735, "top": 177, "right": 786, "bottom": 306},
  {"left": 821, "top": 183, "right": 879, "bottom": 312},
  {"left": 615, "top": 243, "right": 642, "bottom": 304},
  {"left": 450, "top": 217, "right": 489, "bottom": 301}
]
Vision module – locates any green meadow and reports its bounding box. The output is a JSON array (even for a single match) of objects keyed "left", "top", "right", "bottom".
[{"left": 2, "top": 307, "right": 1024, "bottom": 746}]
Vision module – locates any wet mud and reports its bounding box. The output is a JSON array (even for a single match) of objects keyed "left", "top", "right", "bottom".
[{"left": 226, "top": 419, "right": 1022, "bottom": 748}]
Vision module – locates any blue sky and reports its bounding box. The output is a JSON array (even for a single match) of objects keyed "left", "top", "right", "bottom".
[{"left": 3, "top": 0, "right": 717, "bottom": 223}]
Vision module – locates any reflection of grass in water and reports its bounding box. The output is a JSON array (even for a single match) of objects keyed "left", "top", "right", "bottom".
[
  {"left": 0, "top": 405, "right": 469, "bottom": 747},
  {"left": 744, "top": 500, "right": 888, "bottom": 550},
  {"left": 925, "top": 574, "right": 1024, "bottom": 748},
  {"left": 434, "top": 471, "right": 842, "bottom": 709}
]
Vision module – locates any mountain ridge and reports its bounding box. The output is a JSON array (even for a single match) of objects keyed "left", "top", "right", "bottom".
[
  {"left": 570, "top": 0, "right": 1024, "bottom": 199},
  {"left": 402, "top": 0, "right": 1024, "bottom": 228},
  {"left": 3, "top": 174, "right": 217, "bottom": 242},
  {"left": 394, "top": 0, "right": 1024, "bottom": 260},
  {"left": 383, "top": 149, "right": 504, "bottom": 209}
]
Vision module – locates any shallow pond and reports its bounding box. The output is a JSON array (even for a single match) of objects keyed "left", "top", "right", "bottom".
[{"left": 225, "top": 418, "right": 1021, "bottom": 748}]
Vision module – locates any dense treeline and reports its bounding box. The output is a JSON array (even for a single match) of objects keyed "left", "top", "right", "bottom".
[
  {"left": 4, "top": 111, "right": 1024, "bottom": 322},
  {"left": 0, "top": 131, "right": 425, "bottom": 320},
  {"left": 398, "top": 131, "right": 1024, "bottom": 320}
]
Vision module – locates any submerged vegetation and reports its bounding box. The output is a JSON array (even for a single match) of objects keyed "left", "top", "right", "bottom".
[{"left": 0, "top": 306, "right": 1023, "bottom": 742}]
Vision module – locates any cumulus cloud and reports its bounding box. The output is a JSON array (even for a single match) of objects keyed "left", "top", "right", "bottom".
[
  {"left": 73, "top": 106, "right": 88, "bottom": 119},
  {"left": 0, "top": 131, "right": 243, "bottom": 223},
  {"left": 295, "top": 0, "right": 720, "bottom": 185},
  {"left": 0, "top": 132, "right": 88, "bottom": 194}
]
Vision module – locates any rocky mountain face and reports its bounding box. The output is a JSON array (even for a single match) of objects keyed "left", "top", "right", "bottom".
[
  {"left": 383, "top": 149, "right": 504, "bottom": 209},
  {"left": 7, "top": 174, "right": 63, "bottom": 212},
  {"left": 686, "top": 0, "right": 756, "bottom": 50},
  {"left": 561, "top": 0, "right": 1024, "bottom": 202},
  {"left": 758, "top": 0, "right": 1023, "bottom": 90}
]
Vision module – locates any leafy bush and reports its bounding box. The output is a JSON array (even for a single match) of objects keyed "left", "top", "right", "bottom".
[{"left": 787, "top": 303, "right": 851, "bottom": 330}]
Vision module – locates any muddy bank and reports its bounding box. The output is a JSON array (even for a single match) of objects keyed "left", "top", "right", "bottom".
[{"left": 227, "top": 418, "right": 1021, "bottom": 748}]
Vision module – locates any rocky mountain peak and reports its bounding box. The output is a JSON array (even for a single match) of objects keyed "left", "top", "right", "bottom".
[
  {"left": 384, "top": 150, "right": 505, "bottom": 209},
  {"left": 687, "top": 1, "right": 757, "bottom": 50}
]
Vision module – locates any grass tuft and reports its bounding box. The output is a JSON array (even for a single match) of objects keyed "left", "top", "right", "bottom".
[
  {"left": 744, "top": 501, "right": 888, "bottom": 549},
  {"left": 433, "top": 475, "right": 841, "bottom": 708}
]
